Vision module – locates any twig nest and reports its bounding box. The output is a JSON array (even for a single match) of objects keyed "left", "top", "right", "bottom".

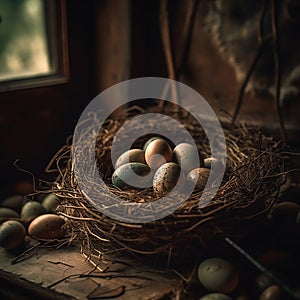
[{"left": 52, "top": 108, "right": 285, "bottom": 258}]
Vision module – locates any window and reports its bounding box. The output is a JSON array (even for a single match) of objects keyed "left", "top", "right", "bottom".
[{"left": 0, "top": 0, "right": 68, "bottom": 91}]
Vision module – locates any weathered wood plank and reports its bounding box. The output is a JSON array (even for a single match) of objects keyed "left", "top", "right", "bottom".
[{"left": 0, "top": 244, "right": 179, "bottom": 299}]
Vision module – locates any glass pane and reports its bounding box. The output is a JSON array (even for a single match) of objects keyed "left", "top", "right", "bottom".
[{"left": 0, "top": 0, "right": 51, "bottom": 81}]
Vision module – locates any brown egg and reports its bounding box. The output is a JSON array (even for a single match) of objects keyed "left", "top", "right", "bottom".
[
  {"left": 186, "top": 168, "right": 211, "bottom": 191},
  {"left": 28, "top": 214, "right": 66, "bottom": 240},
  {"left": 259, "top": 285, "right": 281, "bottom": 300},
  {"left": 0, "top": 195, "right": 24, "bottom": 212},
  {"left": 0, "top": 220, "right": 26, "bottom": 250},
  {"left": 145, "top": 139, "right": 173, "bottom": 170},
  {"left": 143, "top": 137, "right": 165, "bottom": 151},
  {"left": 114, "top": 149, "right": 146, "bottom": 169}
]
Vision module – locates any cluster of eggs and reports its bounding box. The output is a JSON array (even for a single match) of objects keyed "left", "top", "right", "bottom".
[
  {"left": 112, "top": 137, "right": 219, "bottom": 195},
  {"left": 0, "top": 193, "right": 66, "bottom": 251},
  {"left": 198, "top": 200, "right": 300, "bottom": 300},
  {"left": 197, "top": 257, "right": 284, "bottom": 300}
]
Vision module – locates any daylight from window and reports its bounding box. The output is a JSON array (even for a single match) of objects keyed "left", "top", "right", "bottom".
[{"left": 0, "top": 0, "right": 51, "bottom": 81}]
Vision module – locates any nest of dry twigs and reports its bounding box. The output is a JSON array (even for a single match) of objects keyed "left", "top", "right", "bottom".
[{"left": 50, "top": 104, "right": 285, "bottom": 259}]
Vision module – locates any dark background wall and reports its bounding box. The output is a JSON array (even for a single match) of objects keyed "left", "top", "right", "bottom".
[{"left": 0, "top": 0, "right": 299, "bottom": 196}]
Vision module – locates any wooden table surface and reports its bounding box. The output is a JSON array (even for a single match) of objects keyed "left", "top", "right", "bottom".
[{"left": 0, "top": 243, "right": 180, "bottom": 300}]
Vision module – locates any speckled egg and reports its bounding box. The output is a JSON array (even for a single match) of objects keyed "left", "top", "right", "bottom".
[
  {"left": 0, "top": 195, "right": 24, "bottom": 212},
  {"left": 42, "top": 194, "right": 60, "bottom": 213},
  {"left": 259, "top": 285, "right": 281, "bottom": 300},
  {"left": 198, "top": 257, "right": 239, "bottom": 293},
  {"left": 199, "top": 293, "right": 232, "bottom": 300},
  {"left": 204, "top": 157, "right": 224, "bottom": 170},
  {"left": 0, "top": 220, "right": 26, "bottom": 250},
  {"left": 112, "top": 162, "right": 152, "bottom": 189},
  {"left": 153, "top": 162, "right": 184, "bottom": 196},
  {"left": 186, "top": 168, "right": 211, "bottom": 191},
  {"left": 28, "top": 214, "right": 66, "bottom": 240},
  {"left": 0, "top": 208, "right": 19, "bottom": 219},
  {"left": 145, "top": 139, "right": 173, "bottom": 170},
  {"left": 21, "top": 201, "right": 46, "bottom": 221},
  {"left": 173, "top": 143, "right": 203, "bottom": 173},
  {"left": 114, "top": 149, "right": 146, "bottom": 169}
]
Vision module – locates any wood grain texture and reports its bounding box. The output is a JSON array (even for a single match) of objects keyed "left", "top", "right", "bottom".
[{"left": 0, "top": 244, "right": 179, "bottom": 299}]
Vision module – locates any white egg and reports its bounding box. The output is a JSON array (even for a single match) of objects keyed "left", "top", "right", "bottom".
[{"left": 173, "top": 143, "right": 203, "bottom": 173}]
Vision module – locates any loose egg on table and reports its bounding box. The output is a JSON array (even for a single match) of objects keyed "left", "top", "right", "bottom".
[
  {"left": 259, "top": 285, "right": 282, "bottom": 300},
  {"left": 145, "top": 139, "right": 173, "bottom": 170},
  {"left": 0, "top": 208, "right": 19, "bottom": 219},
  {"left": 186, "top": 168, "right": 211, "bottom": 191},
  {"left": 153, "top": 162, "right": 184, "bottom": 196},
  {"left": 21, "top": 201, "right": 46, "bottom": 221},
  {"left": 114, "top": 149, "right": 146, "bottom": 169},
  {"left": 0, "top": 195, "right": 24, "bottom": 212},
  {"left": 199, "top": 293, "right": 232, "bottom": 300},
  {"left": 42, "top": 193, "right": 60, "bottom": 213},
  {"left": 173, "top": 143, "right": 203, "bottom": 173},
  {"left": 0, "top": 220, "right": 26, "bottom": 250},
  {"left": 28, "top": 214, "right": 66, "bottom": 240},
  {"left": 198, "top": 257, "right": 239, "bottom": 294},
  {"left": 271, "top": 201, "right": 300, "bottom": 222},
  {"left": 112, "top": 162, "right": 152, "bottom": 189}
]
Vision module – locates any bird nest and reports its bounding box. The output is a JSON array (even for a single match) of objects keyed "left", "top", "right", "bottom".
[{"left": 50, "top": 105, "right": 285, "bottom": 259}]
